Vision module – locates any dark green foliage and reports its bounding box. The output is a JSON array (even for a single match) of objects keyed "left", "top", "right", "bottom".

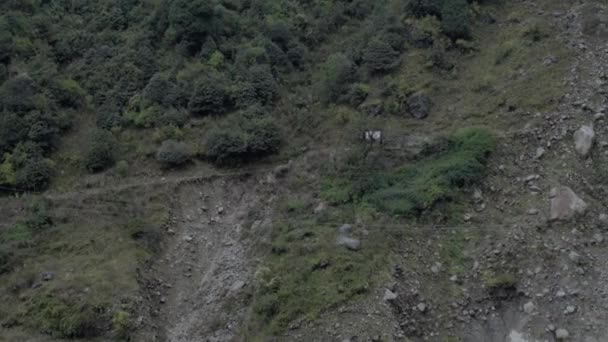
[
  {"left": 206, "top": 115, "right": 281, "bottom": 164},
  {"left": 84, "top": 129, "right": 116, "bottom": 173},
  {"left": 15, "top": 156, "right": 54, "bottom": 191},
  {"left": 314, "top": 53, "right": 355, "bottom": 103},
  {"left": 247, "top": 64, "right": 279, "bottom": 105},
  {"left": 0, "top": 112, "right": 28, "bottom": 155},
  {"left": 363, "top": 37, "right": 401, "bottom": 72},
  {"left": 143, "top": 74, "right": 177, "bottom": 107},
  {"left": 0, "top": 74, "right": 36, "bottom": 112},
  {"left": 407, "top": 0, "right": 444, "bottom": 17},
  {"left": 188, "top": 75, "right": 230, "bottom": 116},
  {"left": 155, "top": 139, "right": 193, "bottom": 166},
  {"left": 441, "top": 0, "right": 471, "bottom": 39},
  {"left": 167, "top": 0, "right": 215, "bottom": 52},
  {"left": 0, "top": 142, "right": 54, "bottom": 191},
  {"left": 266, "top": 20, "right": 292, "bottom": 51}
]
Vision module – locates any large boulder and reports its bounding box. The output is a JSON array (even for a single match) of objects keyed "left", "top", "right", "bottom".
[
  {"left": 574, "top": 125, "right": 595, "bottom": 157},
  {"left": 550, "top": 186, "right": 588, "bottom": 221},
  {"left": 407, "top": 92, "right": 432, "bottom": 119}
]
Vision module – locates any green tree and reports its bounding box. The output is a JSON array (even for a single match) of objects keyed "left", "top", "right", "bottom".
[
  {"left": 441, "top": 0, "right": 471, "bottom": 39},
  {"left": 155, "top": 139, "right": 193, "bottom": 166},
  {"left": 84, "top": 129, "right": 116, "bottom": 173}
]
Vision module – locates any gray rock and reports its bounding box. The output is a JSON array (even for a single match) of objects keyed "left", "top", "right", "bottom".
[
  {"left": 407, "top": 92, "right": 432, "bottom": 119},
  {"left": 549, "top": 186, "right": 588, "bottom": 221},
  {"left": 593, "top": 233, "right": 604, "bottom": 243},
  {"left": 384, "top": 289, "right": 398, "bottom": 302},
  {"left": 360, "top": 99, "right": 384, "bottom": 116},
  {"left": 229, "top": 280, "right": 246, "bottom": 292},
  {"left": 535, "top": 147, "right": 546, "bottom": 159},
  {"left": 555, "top": 328, "right": 569, "bottom": 340},
  {"left": 336, "top": 236, "right": 361, "bottom": 251},
  {"left": 417, "top": 303, "right": 427, "bottom": 312},
  {"left": 274, "top": 163, "right": 291, "bottom": 177},
  {"left": 523, "top": 301, "right": 535, "bottom": 314},
  {"left": 574, "top": 125, "right": 595, "bottom": 157},
  {"left": 41, "top": 272, "right": 54, "bottom": 281},
  {"left": 339, "top": 224, "right": 353, "bottom": 235},
  {"left": 564, "top": 305, "right": 576, "bottom": 314},
  {"left": 568, "top": 251, "right": 582, "bottom": 265},
  {"left": 313, "top": 202, "right": 327, "bottom": 214},
  {"left": 600, "top": 213, "right": 608, "bottom": 224}
]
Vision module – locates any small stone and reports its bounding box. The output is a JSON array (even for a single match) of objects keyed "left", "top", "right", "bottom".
[
  {"left": 593, "top": 233, "right": 604, "bottom": 243},
  {"left": 230, "top": 280, "right": 246, "bottom": 292},
  {"left": 450, "top": 275, "right": 458, "bottom": 282},
  {"left": 384, "top": 289, "right": 398, "bottom": 302},
  {"left": 314, "top": 202, "right": 327, "bottom": 214},
  {"left": 574, "top": 125, "right": 595, "bottom": 157},
  {"left": 600, "top": 213, "right": 608, "bottom": 224},
  {"left": 565, "top": 305, "right": 576, "bottom": 314},
  {"left": 555, "top": 328, "right": 569, "bottom": 340},
  {"left": 431, "top": 264, "right": 440, "bottom": 274},
  {"left": 568, "top": 251, "right": 582, "bottom": 265},
  {"left": 417, "top": 303, "right": 427, "bottom": 312},
  {"left": 217, "top": 207, "right": 224, "bottom": 215},
  {"left": 339, "top": 224, "right": 353, "bottom": 235},
  {"left": 535, "top": 147, "right": 545, "bottom": 159},
  {"left": 41, "top": 272, "right": 54, "bottom": 281},
  {"left": 556, "top": 290, "right": 566, "bottom": 298},
  {"left": 463, "top": 213, "right": 473, "bottom": 222},
  {"left": 160, "top": 296, "right": 167, "bottom": 304},
  {"left": 527, "top": 209, "right": 540, "bottom": 215},
  {"left": 336, "top": 236, "right": 361, "bottom": 251},
  {"left": 523, "top": 301, "right": 535, "bottom": 314},
  {"left": 184, "top": 236, "right": 193, "bottom": 242}
]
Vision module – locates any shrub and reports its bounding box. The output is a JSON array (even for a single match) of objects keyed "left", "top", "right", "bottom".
[
  {"left": 407, "top": 0, "right": 443, "bottom": 17},
  {"left": 363, "top": 37, "right": 401, "bottom": 72},
  {"left": 84, "top": 129, "right": 116, "bottom": 173},
  {"left": 206, "top": 115, "right": 281, "bottom": 164},
  {"left": 142, "top": 73, "right": 177, "bottom": 107},
  {"left": 266, "top": 20, "right": 292, "bottom": 51},
  {"left": 22, "top": 197, "right": 52, "bottom": 231},
  {"left": 248, "top": 64, "right": 278, "bottom": 105},
  {"left": 53, "top": 79, "right": 86, "bottom": 108},
  {"left": 188, "top": 76, "right": 230, "bottom": 116},
  {"left": 286, "top": 42, "right": 307, "bottom": 69},
  {"left": 314, "top": 53, "right": 355, "bottom": 103},
  {"left": 0, "top": 74, "right": 36, "bottom": 112},
  {"left": 15, "top": 157, "right": 54, "bottom": 191},
  {"left": 0, "top": 142, "right": 54, "bottom": 191},
  {"left": 31, "top": 295, "right": 103, "bottom": 339},
  {"left": 206, "top": 130, "right": 247, "bottom": 164},
  {"left": 440, "top": 0, "right": 471, "bottom": 40},
  {"left": 156, "top": 140, "right": 193, "bottom": 166}
]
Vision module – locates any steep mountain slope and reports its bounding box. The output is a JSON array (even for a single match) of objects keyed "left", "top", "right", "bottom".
[{"left": 3, "top": 0, "right": 608, "bottom": 341}]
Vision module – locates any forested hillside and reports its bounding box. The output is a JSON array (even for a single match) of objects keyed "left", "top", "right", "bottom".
[{"left": 0, "top": 0, "right": 482, "bottom": 190}]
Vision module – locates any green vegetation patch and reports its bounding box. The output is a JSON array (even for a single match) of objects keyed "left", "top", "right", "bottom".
[
  {"left": 322, "top": 127, "right": 496, "bottom": 216},
  {"left": 247, "top": 218, "right": 388, "bottom": 337}
]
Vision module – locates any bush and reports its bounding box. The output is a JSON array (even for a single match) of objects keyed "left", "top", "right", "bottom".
[
  {"left": 142, "top": 73, "right": 177, "bottom": 107},
  {"left": 155, "top": 140, "right": 193, "bottom": 166},
  {"left": 0, "top": 142, "right": 54, "bottom": 191},
  {"left": 15, "top": 157, "right": 54, "bottom": 191},
  {"left": 188, "top": 76, "right": 230, "bottom": 116},
  {"left": 441, "top": 0, "right": 471, "bottom": 40},
  {"left": 206, "top": 115, "right": 281, "bottom": 164},
  {"left": 363, "top": 37, "right": 401, "bottom": 72},
  {"left": 31, "top": 295, "right": 103, "bottom": 339},
  {"left": 248, "top": 64, "right": 278, "bottom": 105},
  {"left": 407, "top": 0, "right": 443, "bottom": 17},
  {"left": 84, "top": 129, "right": 116, "bottom": 173},
  {"left": 314, "top": 53, "right": 355, "bottom": 103},
  {"left": 206, "top": 130, "right": 247, "bottom": 164},
  {"left": 0, "top": 74, "right": 36, "bottom": 112}
]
